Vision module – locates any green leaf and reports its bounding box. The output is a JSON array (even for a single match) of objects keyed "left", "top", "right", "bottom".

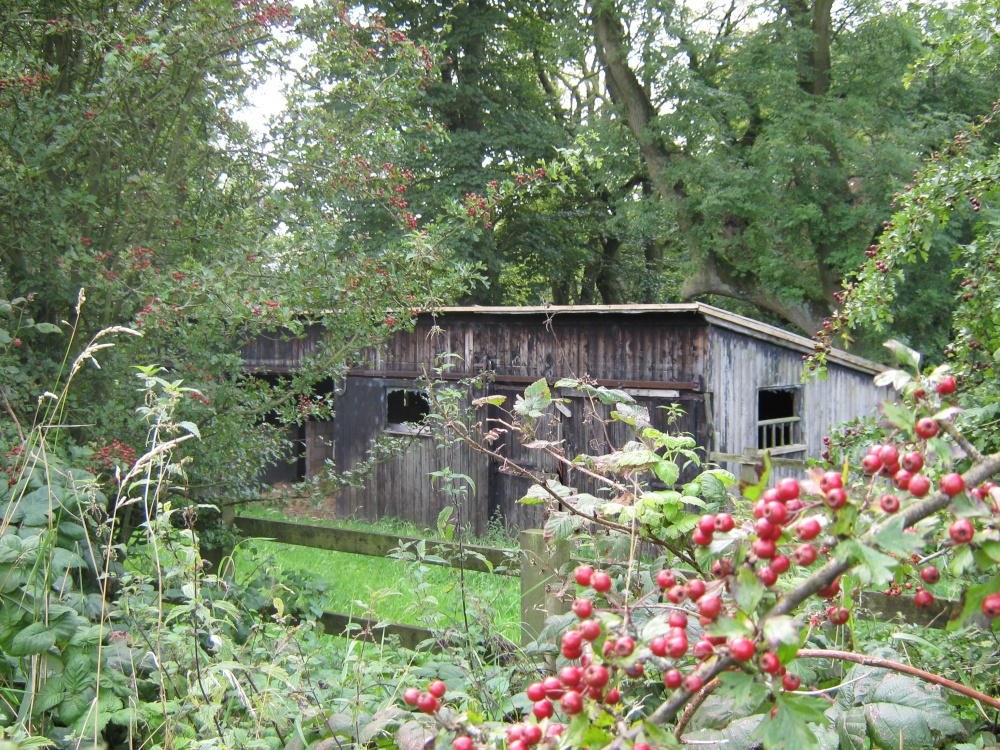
[
  {"left": 883, "top": 339, "right": 921, "bottom": 370},
  {"left": 855, "top": 672, "right": 962, "bottom": 748},
  {"left": 734, "top": 566, "right": 765, "bottom": 615},
  {"left": 880, "top": 401, "right": 915, "bottom": 432},
  {"left": 10, "top": 622, "right": 57, "bottom": 655},
  {"left": 871, "top": 517, "right": 925, "bottom": 557},
  {"left": 717, "top": 671, "right": 767, "bottom": 712},
  {"left": 654, "top": 460, "right": 680, "bottom": 486},
  {"left": 754, "top": 693, "right": 829, "bottom": 749},
  {"left": 32, "top": 322, "right": 62, "bottom": 335},
  {"left": 947, "top": 574, "right": 1000, "bottom": 631},
  {"left": 834, "top": 706, "right": 867, "bottom": 750},
  {"left": 706, "top": 615, "right": 753, "bottom": 639},
  {"left": 834, "top": 540, "right": 897, "bottom": 586},
  {"left": 763, "top": 615, "right": 802, "bottom": 664},
  {"left": 611, "top": 448, "right": 661, "bottom": 470},
  {"left": 0, "top": 328, "right": 10, "bottom": 344},
  {"left": 543, "top": 512, "right": 580, "bottom": 542}
]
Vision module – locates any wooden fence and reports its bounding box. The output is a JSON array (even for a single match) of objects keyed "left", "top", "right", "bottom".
[{"left": 229, "top": 451, "right": 958, "bottom": 649}]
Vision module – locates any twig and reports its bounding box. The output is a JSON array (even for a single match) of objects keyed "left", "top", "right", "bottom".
[
  {"left": 674, "top": 677, "right": 721, "bottom": 738},
  {"left": 795, "top": 649, "right": 1000, "bottom": 709},
  {"left": 940, "top": 420, "right": 983, "bottom": 462}
]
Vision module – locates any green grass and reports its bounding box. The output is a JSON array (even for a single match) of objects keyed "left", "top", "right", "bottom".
[{"left": 231, "top": 503, "right": 521, "bottom": 642}]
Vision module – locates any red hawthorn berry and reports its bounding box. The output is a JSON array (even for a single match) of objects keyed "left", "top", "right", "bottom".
[
  {"left": 559, "top": 666, "right": 582, "bottom": 687},
  {"left": 770, "top": 554, "right": 791, "bottom": 575},
  {"left": 753, "top": 538, "right": 777, "bottom": 559},
  {"left": 698, "top": 595, "right": 722, "bottom": 619},
  {"left": 950, "top": 518, "right": 974, "bottom": 544},
  {"left": 682, "top": 674, "right": 704, "bottom": 693},
  {"left": 765, "top": 500, "right": 788, "bottom": 524},
  {"left": 668, "top": 611, "right": 688, "bottom": 629},
  {"left": 526, "top": 682, "right": 546, "bottom": 702},
  {"left": 908, "top": 474, "right": 931, "bottom": 498},
  {"left": 880, "top": 494, "right": 900, "bottom": 513},
  {"left": 692, "top": 526, "right": 713, "bottom": 546},
  {"left": 453, "top": 737, "right": 473, "bottom": 750},
  {"left": 542, "top": 676, "right": 563, "bottom": 698},
  {"left": 572, "top": 598, "right": 593, "bottom": 618},
  {"left": 819, "top": 470, "right": 843, "bottom": 494},
  {"left": 777, "top": 477, "right": 800, "bottom": 501},
  {"left": 825, "top": 487, "right": 848, "bottom": 509},
  {"left": 656, "top": 569, "right": 677, "bottom": 589},
  {"left": 698, "top": 514, "right": 717, "bottom": 535},
  {"left": 533, "top": 699, "right": 553, "bottom": 720},
  {"left": 729, "top": 636, "right": 755, "bottom": 662},
  {"left": 901, "top": 451, "right": 924, "bottom": 473},
  {"left": 403, "top": 687, "right": 420, "bottom": 706},
  {"left": 591, "top": 571, "right": 612, "bottom": 592},
  {"left": 861, "top": 453, "right": 883, "bottom": 474},
  {"left": 828, "top": 606, "right": 850, "bottom": 625},
  {"left": 982, "top": 593, "right": 1000, "bottom": 618},
  {"left": 664, "top": 669, "right": 683, "bottom": 689},
  {"left": 759, "top": 652, "right": 781, "bottom": 674},
  {"left": 578, "top": 619, "right": 601, "bottom": 641},
  {"left": 523, "top": 725, "right": 543, "bottom": 745},
  {"left": 614, "top": 636, "right": 635, "bottom": 657},
  {"left": 797, "top": 517, "right": 822, "bottom": 540},
  {"left": 914, "top": 590, "right": 935, "bottom": 609},
  {"left": 758, "top": 566, "right": 778, "bottom": 586},
  {"left": 562, "top": 630, "right": 584, "bottom": 652},
  {"left": 428, "top": 680, "right": 446, "bottom": 698},
  {"left": 782, "top": 673, "right": 801, "bottom": 691},
  {"left": 650, "top": 636, "right": 668, "bottom": 657},
  {"left": 755, "top": 517, "right": 776, "bottom": 539},
  {"left": 893, "top": 469, "right": 913, "bottom": 491},
  {"left": 574, "top": 565, "right": 594, "bottom": 586},
  {"left": 583, "top": 664, "right": 609, "bottom": 688},
  {"left": 879, "top": 444, "right": 900, "bottom": 465},
  {"left": 920, "top": 566, "right": 940, "bottom": 585},
  {"left": 915, "top": 418, "right": 939, "bottom": 439},
  {"left": 711, "top": 558, "right": 734, "bottom": 578},
  {"left": 937, "top": 375, "right": 957, "bottom": 395},
  {"left": 559, "top": 691, "right": 583, "bottom": 715},
  {"left": 667, "top": 584, "right": 687, "bottom": 603},
  {"left": 667, "top": 636, "right": 688, "bottom": 659},
  {"left": 633, "top": 744, "right": 650, "bottom": 750},
  {"left": 792, "top": 543, "right": 818, "bottom": 566},
  {"left": 940, "top": 472, "right": 965, "bottom": 496},
  {"left": 605, "top": 687, "right": 621, "bottom": 704},
  {"left": 715, "top": 512, "right": 735, "bottom": 532},
  {"left": 817, "top": 578, "right": 840, "bottom": 599},
  {"left": 686, "top": 579, "right": 707, "bottom": 600},
  {"left": 415, "top": 692, "right": 439, "bottom": 714}
]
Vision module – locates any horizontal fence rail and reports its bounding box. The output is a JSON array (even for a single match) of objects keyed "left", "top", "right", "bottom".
[{"left": 233, "top": 516, "right": 516, "bottom": 575}]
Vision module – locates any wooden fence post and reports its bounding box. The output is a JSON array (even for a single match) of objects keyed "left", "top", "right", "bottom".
[{"left": 520, "top": 529, "right": 569, "bottom": 646}]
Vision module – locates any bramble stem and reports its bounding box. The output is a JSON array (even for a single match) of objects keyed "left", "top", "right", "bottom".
[{"left": 796, "top": 648, "right": 1000, "bottom": 709}]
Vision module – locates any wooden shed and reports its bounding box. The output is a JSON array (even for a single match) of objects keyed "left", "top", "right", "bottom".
[{"left": 242, "top": 304, "right": 888, "bottom": 533}]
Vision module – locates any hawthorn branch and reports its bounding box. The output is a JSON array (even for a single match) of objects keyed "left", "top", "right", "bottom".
[
  {"left": 602, "top": 449, "right": 1000, "bottom": 748},
  {"left": 940, "top": 419, "right": 983, "bottom": 462},
  {"left": 673, "top": 677, "right": 722, "bottom": 738}
]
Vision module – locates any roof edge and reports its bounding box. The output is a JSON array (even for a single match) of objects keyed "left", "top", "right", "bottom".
[{"left": 429, "top": 303, "right": 885, "bottom": 376}]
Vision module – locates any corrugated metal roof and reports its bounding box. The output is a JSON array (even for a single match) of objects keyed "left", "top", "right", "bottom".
[{"left": 431, "top": 303, "right": 884, "bottom": 375}]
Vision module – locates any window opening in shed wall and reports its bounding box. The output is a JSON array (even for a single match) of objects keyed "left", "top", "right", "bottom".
[
  {"left": 757, "top": 388, "right": 802, "bottom": 451},
  {"left": 386, "top": 389, "right": 431, "bottom": 433}
]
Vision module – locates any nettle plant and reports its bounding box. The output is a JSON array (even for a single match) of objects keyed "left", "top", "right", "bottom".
[{"left": 405, "top": 355, "right": 1000, "bottom": 749}]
